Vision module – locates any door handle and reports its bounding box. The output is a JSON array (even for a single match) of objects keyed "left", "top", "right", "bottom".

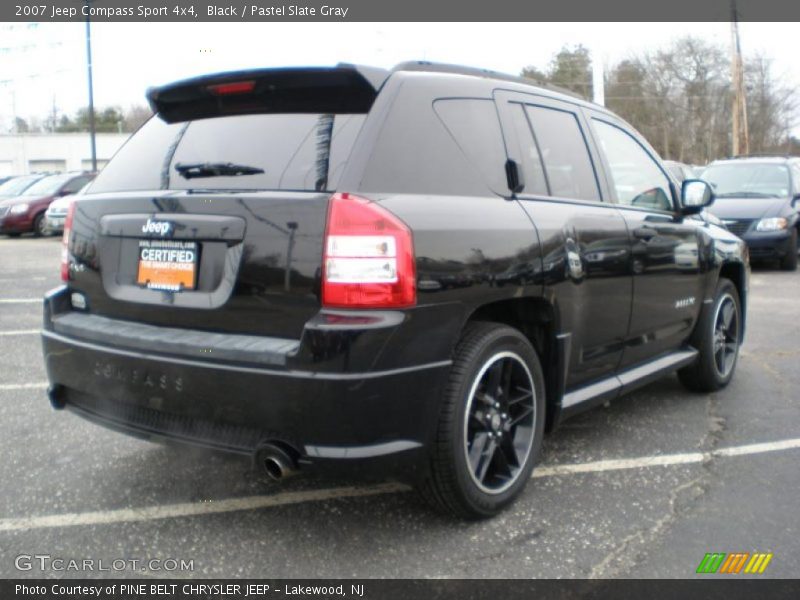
[{"left": 633, "top": 226, "right": 657, "bottom": 240}]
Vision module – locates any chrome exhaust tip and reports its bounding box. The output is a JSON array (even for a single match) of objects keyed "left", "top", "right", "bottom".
[{"left": 255, "top": 443, "right": 298, "bottom": 481}]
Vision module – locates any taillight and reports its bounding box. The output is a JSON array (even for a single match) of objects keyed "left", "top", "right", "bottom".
[
  {"left": 60, "top": 200, "right": 76, "bottom": 282},
  {"left": 322, "top": 193, "right": 416, "bottom": 308}
]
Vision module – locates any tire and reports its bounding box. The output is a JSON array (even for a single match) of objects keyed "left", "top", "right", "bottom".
[
  {"left": 5, "top": 232, "right": 21, "bottom": 238},
  {"left": 418, "top": 322, "right": 545, "bottom": 519},
  {"left": 780, "top": 227, "right": 798, "bottom": 271},
  {"left": 678, "top": 278, "right": 742, "bottom": 392},
  {"left": 32, "top": 213, "right": 47, "bottom": 238}
]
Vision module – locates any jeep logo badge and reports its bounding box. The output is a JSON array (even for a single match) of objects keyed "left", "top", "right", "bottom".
[{"left": 142, "top": 218, "right": 173, "bottom": 236}]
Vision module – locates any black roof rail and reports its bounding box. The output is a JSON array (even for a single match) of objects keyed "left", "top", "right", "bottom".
[{"left": 392, "top": 61, "right": 587, "bottom": 101}]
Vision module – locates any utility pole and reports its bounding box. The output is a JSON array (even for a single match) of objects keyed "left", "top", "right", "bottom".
[
  {"left": 592, "top": 56, "right": 605, "bottom": 107},
  {"left": 84, "top": 0, "right": 97, "bottom": 171},
  {"left": 10, "top": 90, "right": 17, "bottom": 133},
  {"left": 730, "top": 0, "right": 749, "bottom": 156}
]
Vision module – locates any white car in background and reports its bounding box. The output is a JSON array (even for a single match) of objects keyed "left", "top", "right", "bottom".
[{"left": 43, "top": 182, "right": 91, "bottom": 235}]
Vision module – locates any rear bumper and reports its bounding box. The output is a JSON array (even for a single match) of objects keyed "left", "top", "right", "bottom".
[
  {"left": 742, "top": 230, "right": 794, "bottom": 260},
  {"left": 42, "top": 287, "right": 452, "bottom": 480}
]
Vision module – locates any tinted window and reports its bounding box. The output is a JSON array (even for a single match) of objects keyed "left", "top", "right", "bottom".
[
  {"left": 63, "top": 176, "right": 91, "bottom": 194},
  {"left": 0, "top": 176, "right": 41, "bottom": 196},
  {"left": 592, "top": 119, "right": 673, "bottom": 211},
  {"left": 507, "top": 104, "right": 548, "bottom": 196},
  {"left": 700, "top": 163, "right": 790, "bottom": 199},
  {"left": 90, "top": 113, "right": 366, "bottom": 194},
  {"left": 89, "top": 118, "right": 184, "bottom": 193},
  {"left": 434, "top": 99, "right": 508, "bottom": 194},
  {"left": 524, "top": 105, "right": 600, "bottom": 201},
  {"left": 21, "top": 174, "right": 74, "bottom": 196}
]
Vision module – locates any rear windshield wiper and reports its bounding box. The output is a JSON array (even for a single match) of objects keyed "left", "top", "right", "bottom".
[{"left": 174, "top": 162, "right": 265, "bottom": 179}]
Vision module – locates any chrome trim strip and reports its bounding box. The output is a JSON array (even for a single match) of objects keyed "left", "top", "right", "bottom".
[
  {"left": 562, "top": 377, "right": 619, "bottom": 409},
  {"left": 617, "top": 349, "right": 697, "bottom": 387},
  {"left": 562, "top": 349, "right": 698, "bottom": 409},
  {"left": 305, "top": 440, "right": 422, "bottom": 459}
]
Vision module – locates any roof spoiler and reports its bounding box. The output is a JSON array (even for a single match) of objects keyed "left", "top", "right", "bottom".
[{"left": 147, "top": 64, "right": 389, "bottom": 123}]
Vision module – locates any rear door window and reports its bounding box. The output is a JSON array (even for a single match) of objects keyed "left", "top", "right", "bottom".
[
  {"left": 90, "top": 113, "right": 366, "bottom": 194},
  {"left": 506, "top": 104, "right": 548, "bottom": 196},
  {"left": 433, "top": 99, "right": 509, "bottom": 194},
  {"left": 523, "top": 105, "right": 601, "bottom": 201}
]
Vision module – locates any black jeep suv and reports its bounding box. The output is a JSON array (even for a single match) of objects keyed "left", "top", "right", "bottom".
[{"left": 42, "top": 63, "right": 748, "bottom": 518}]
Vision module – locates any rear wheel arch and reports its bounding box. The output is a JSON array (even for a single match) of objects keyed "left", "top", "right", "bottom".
[
  {"left": 717, "top": 261, "right": 747, "bottom": 341},
  {"left": 32, "top": 210, "right": 48, "bottom": 236},
  {"left": 463, "top": 297, "right": 561, "bottom": 431}
]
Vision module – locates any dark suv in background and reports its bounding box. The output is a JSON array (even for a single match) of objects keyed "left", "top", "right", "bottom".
[
  {"left": 42, "top": 63, "right": 748, "bottom": 518},
  {"left": 701, "top": 156, "right": 800, "bottom": 270}
]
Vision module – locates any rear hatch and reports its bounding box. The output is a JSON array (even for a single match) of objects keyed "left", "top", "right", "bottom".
[{"left": 66, "top": 65, "right": 387, "bottom": 339}]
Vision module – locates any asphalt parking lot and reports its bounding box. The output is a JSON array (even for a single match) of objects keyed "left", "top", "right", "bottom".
[{"left": 0, "top": 236, "right": 798, "bottom": 579}]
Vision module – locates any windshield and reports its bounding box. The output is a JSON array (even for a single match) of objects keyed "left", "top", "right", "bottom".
[
  {"left": 90, "top": 113, "right": 366, "bottom": 194},
  {"left": 0, "top": 176, "right": 41, "bottom": 196},
  {"left": 701, "top": 163, "right": 790, "bottom": 198},
  {"left": 21, "top": 174, "right": 73, "bottom": 196}
]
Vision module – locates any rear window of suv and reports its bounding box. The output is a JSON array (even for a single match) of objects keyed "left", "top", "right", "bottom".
[{"left": 89, "top": 113, "right": 366, "bottom": 194}]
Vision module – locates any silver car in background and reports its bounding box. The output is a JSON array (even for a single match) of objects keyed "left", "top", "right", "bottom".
[{"left": 43, "top": 183, "right": 91, "bottom": 235}]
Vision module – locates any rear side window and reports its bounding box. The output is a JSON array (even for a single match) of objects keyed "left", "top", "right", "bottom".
[
  {"left": 433, "top": 99, "right": 509, "bottom": 194},
  {"left": 90, "top": 113, "right": 366, "bottom": 194},
  {"left": 524, "top": 105, "right": 600, "bottom": 201},
  {"left": 507, "top": 104, "right": 548, "bottom": 196}
]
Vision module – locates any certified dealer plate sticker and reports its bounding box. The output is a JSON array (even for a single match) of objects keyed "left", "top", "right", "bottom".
[{"left": 136, "top": 240, "right": 198, "bottom": 291}]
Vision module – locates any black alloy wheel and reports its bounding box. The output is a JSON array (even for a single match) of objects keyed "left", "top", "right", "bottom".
[
  {"left": 712, "top": 292, "right": 739, "bottom": 379},
  {"left": 463, "top": 351, "right": 536, "bottom": 494},
  {"left": 419, "top": 322, "right": 545, "bottom": 518}
]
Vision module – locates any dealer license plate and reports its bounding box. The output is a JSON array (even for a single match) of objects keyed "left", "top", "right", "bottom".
[{"left": 136, "top": 240, "right": 198, "bottom": 291}]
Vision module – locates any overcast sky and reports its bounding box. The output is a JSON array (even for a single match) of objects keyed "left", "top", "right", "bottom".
[{"left": 2, "top": 21, "right": 799, "bottom": 134}]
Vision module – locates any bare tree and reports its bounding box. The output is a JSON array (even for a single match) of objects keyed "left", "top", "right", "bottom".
[
  {"left": 604, "top": 36, "right": 797, "bottom": 164},
  {"left": 123, "top": 105, "right": 153, "bottom": 132}
]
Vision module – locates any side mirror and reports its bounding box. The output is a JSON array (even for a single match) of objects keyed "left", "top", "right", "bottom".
[
  {"left": 792, "top": 194, "right": 800, "bottom": 208},
  {"left": 680, "top": 179, "right": 714, "bottom": 215}
]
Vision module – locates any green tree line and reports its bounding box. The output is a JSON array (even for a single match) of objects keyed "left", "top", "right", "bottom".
[{"left": 11, "top": 104, "right": 152, "bottom": 134}]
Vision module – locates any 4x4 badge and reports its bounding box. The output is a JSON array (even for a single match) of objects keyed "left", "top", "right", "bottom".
[{"left": 142, "top": 218, "right": 173, "bottom": 237}]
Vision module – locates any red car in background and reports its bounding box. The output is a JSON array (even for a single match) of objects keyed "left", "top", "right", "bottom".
[{"left": 0, "top": 172, "right": 95, "bottom": 237}]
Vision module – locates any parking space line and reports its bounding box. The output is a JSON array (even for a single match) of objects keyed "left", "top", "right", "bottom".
[
  {"left": 0, "top": 277, "right": 47, "bottom": 282},
  {"left": 0, "top": 484, "right": 409, "bottom": 533},
  {"left": 0, "top": 383, "right": 47, "bottom": 391},
  {"left": 0, "top": 330, "right": 40, "bottom": 336},
  {"left": 714, "top": 438, "right": 800, "bottom": 457},
  {"left": 0, "top": 436, "right": 798, "bottom": 533},
  {"left": 532, "top": 452, "right": 704, "bottom": 477},
  {"left": 0, "top": 299, "right": 41, "bottom": 304}
]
